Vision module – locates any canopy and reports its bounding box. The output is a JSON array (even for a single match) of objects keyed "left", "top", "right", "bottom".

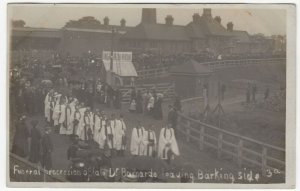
[{"left": 102, "top": 60, "right": 138, "bottom": 77}]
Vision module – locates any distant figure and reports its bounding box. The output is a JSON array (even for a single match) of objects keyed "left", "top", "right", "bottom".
[
  {"left": 12, "top": 116, "right": 29, "bottom": 158},
  {"left": 203, "top": 84, "right": 208, "bottom": 108},
  {"left": 147, "top": 94, "right": 155, "bottom": 115},
  {"left": 252, "top": 84, "right": 257, "bottom": 102},
  {"left": 130, "top": 87, "right": 136, "bottom": 102},
  {"left": 221, "top": 84, "right": 226, "bottom": 100},
  {"left": 41, "top": 127, "right": 53, "bottom": 170},
  {"left": 264, "top": 86, "right": 270, "bottom": 101},
  {"left": 129, "top": 99, "right": 137, "bottom": 113},
  {"left": 167, "top": 105, "right": 178, "bottom": 134},
  {"left": 143, "top": 90, "right": 152, "bottom": 115},
  {"left": 173, "top": 96, "right": 182, "bottom": 112},
  {"left": 114, "top": 88, "right": 122, "bottom": 109},
  {"left": 136, "top": 90, "right": 143, "bottom": 114},
  {"left": 154, "top": 94, "right": 163, "bottom": 120},
  {"left": 29, "top": 120, "right": 41, "bottom": 163},
  {"left": 246, "top": 83, "right": 251, "bottom": 104}
]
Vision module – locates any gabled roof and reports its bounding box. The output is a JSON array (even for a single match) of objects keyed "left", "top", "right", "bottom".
[
  {"left": 170, "top": 59, "right": 212, "bottom": 75},
  {"left": 121, "top": 23, "right": 190, "bottom": 41},
  {"left": 185, "top": 22, "right": 206, "bottom": 38},
  {"left": 230, "top": 30, "right": 251, "bottom": 43},
  {"left": 186, "top": 15, "right": 233, "bottom": 38},
  {"left": 198, "top": 16, "right": 232, "bottom": 36}
]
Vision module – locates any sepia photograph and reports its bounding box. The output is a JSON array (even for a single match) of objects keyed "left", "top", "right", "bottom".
[{"left": 6, "top": 3, "right": 296, "bottom": 188}]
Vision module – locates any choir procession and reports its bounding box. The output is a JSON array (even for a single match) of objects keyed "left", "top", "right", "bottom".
[{"left": 43, "top": 87, "right": 180, "bottom": 164}]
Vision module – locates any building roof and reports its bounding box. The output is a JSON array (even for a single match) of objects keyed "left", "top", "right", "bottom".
[
  {"left": 229, "top": 30, "right": 251, "bottom": 43},
  {"left": 170, "top": 59, "right": 212, "bottom": 75},
  {"left": 12, "top": 27, "right": 62, "bottom": 38},
  {"left": 121, "top": 23, "right": 190, "bottom": 41},
  {"left": 185, "top": 22, "right": 206, "bottom": 38},
  {"left": 186, "top": 16, "right": 232, "bottom": 37},
  {"left": 63, "top": 27, "right": 127, "bottom": 34},
  {"left": 63, "top": 24, "right": 132, "bottom": 33}
]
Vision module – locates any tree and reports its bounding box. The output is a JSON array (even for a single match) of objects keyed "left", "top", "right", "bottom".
[
  {"left": 12, "top": 20, "right": 26, "bottom": 28},
  {"left": 64, "top": 16, "right": 102, "bottom": 29}
]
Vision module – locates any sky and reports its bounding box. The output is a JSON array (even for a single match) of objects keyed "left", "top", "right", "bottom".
[{"left": 7, "top": 4, "right": 287, "bottom": 36}]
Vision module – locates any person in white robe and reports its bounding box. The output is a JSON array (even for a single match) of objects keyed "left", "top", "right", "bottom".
[
  {"left": 81, "top": 109, "right": 92, "bottom": 141},
  {"left": 44, "top": 89, "right": 54, "bottom": 123},
  {"left": 147, "top": 95, "right": 155, "bottom": 113},
  {"left": 87, "top": 108, "right": 94, "bottom": 138},
  {"left": 96, "top": 113, "right": 108, "bottom": 149},
  {"left": 130, "top": 121, "right": 146, "bottom": 156},
  {"left": 104, "top": 119, "right": 115, "bottom": 156},
  {"left": 66, "top": 97, "right": 77, "bottom": 135},
  {"left": 58, "top": 102, "right": 67, "bottom": 135},
  {"left": 93, "top": 109, "right": 101, "bottom": 141},
  {"left": 158, "top": 123, "right": 180, "bottom": 164},
  {"left": 52, "top": 93, "right": 62, "bottom": 133},
  {"left": 114, "top": 114, "right": 127, "bottom": 156},
  {"left": 143, "top": 124, "right": 157, "bottom": 157},
  {"left": 73, "top": 105, "right": 81, "bottom": 136},
  {"left": 77, "top": 105, "right": 87, "bottom": 140}
]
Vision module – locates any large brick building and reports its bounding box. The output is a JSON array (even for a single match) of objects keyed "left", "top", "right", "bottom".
[
  {"left": 120, "top": 8, "right": 271, "bottom": 56},
  {"left": 10, "top": 8, "right": 278, "bottom": 57}
]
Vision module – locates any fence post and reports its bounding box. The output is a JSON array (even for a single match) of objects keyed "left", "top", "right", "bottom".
[
  {"left": 262, "top": 147, "right": 267, "bottom": 176},
  {"left": 217, "top": 132, "right": 223, "bottom": 158},
  {"left": 237, "top": 139, "right": 243, "bottom": 168},
  {"left": 186, "top": 120, "right": 191, "bottom": 142},
  {"left": 199, "top": 125, "right": 205, "bottom": 150}
]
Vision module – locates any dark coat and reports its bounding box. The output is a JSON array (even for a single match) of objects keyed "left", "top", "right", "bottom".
[
  {"left": 41, "top": 133, "right": 53, "bottom": 170},
  {"left": 12, "top": 121, "right": 29, "bottom": 158},
  {"left": 29, "top": 127, "right": 41, "bottom": 163}
]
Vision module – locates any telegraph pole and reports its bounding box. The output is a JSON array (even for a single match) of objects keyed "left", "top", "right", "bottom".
[
  {"left": 109, "top": 28, "right": 116, "bottom": 87},
  {"left": 110, "top": 28, "right": 116, "bottom": 71}
]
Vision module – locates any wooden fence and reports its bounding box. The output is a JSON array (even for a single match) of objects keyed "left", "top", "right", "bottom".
[
  {"left": 177, "top": 113, "right": 285, "bottom": 176},
  {"left": 136, "top": 66, "right": 169, "bottom": 80},
  {"left": 201, "top": 58, "right": 286, "bottom": 71},
  {"left": 135, "top": 58, "right": 285, "bottom": 80},
  {"left": 119, "top": 82, "right": 175, "bottom": 103}
]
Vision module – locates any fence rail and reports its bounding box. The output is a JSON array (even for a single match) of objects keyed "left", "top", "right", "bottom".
[
  {"left": 119, "top": 82, "right": 175, "bottom": 103},
  {"left": 136, "top": 66, "right": 169, "bottom": 80},
  {"left": 177, "top": 113, "right": 285, "bottom": 176},
  {"left": 201, "top": 58, "right": 286, "bottom": 71},
  {"left": 135, "top": 58, "right": 285, "bottom": 80}
]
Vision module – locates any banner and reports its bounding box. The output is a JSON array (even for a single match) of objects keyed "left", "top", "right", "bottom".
[{"left": 102, "top": 51, "right": 132, "bottom": 62}]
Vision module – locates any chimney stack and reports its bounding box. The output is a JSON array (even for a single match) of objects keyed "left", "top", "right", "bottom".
[
  {"left": 192, "top": 13, "right": 201, "bottom": 23},
  {"left": 104, "top": 16, "right": 109, "bottom": 26},
  {"left": 120, "top": 18, "right": 126, "bottom": 27},
  {"left": 202, "top": 8, "right": 212, "bottom": 17},
  {"left": 214, "top": 16, "right": 221, "bottom": 24},
  {"left": 141, "top": 8, "right": 157, "bottom": 24},
  {"left": 165, "top": 15, "right": 174, "bottom": 25},
  {"left": 227, "top": 22, "right": 234, "bottom": 32}
]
